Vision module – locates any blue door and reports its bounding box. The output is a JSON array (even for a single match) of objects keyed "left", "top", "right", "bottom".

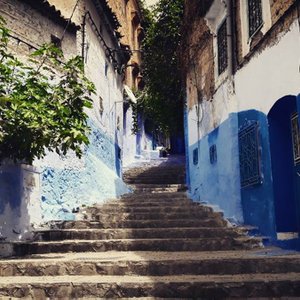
[{"left": 268, "top": 96, "right": 299, "bottom": 234}]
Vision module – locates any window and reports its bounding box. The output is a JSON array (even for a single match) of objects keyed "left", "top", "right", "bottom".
[
  {"left": 239, "top": 122, "right": 262, "bottom": 188},
  {"left": 248, "top": 0, "right": 263, "bottom": 37},
  {"left": 217, "top": 19, "right": 228, "bottom": 75},
  {"left": 51, "top": 34, "right": 61, "bottom": 48},
  {"left": 291, "top": 113, "right": 300, "bottom": 165}
]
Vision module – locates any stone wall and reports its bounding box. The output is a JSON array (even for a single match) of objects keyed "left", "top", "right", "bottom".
[
  {"left": 0, "top": 0, "right": 76, "bottom": 60},
  {"left": 181, "top": 4, "right": 214, "bottom": 109}
]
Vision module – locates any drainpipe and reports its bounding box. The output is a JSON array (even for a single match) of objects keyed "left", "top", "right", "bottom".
[{"left": 81, "top": 12, "right": 88, "bottom": 62}]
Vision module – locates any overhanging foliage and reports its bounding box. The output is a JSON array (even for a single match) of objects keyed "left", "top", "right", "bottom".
[{"left": 0, "top": 17, "right": 95, "bottom": 164}]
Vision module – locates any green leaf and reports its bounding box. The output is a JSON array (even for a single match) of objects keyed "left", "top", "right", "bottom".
[{"left": 0, "top": 19, "right": 94, "bottom": 162}]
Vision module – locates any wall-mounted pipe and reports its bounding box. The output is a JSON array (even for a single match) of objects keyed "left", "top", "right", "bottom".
[{"left": 81, "top": 11, "right": 129, "bottom": 73}]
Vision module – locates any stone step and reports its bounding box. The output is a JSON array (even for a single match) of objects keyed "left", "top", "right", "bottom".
[
  {"left": 0, "top": 273, "right": 300, "bottom": 298},
  {"left": 121, "top": 191, "right": 187, "bottom": 199},
  {"left": 132, "top": 184, "right": 186, "bottom": 188},
  {"left": 124, "top": 174, "right": 185, "bottom": 179},
  {"left": 124, "top": 168, "right": 185, "bottom": 174},
  {"left": 124, "top": 168, "right": 185, "bottom": 176},
  {"left": 124, "top": 179, "right": 184, "bottom": 184},
  {"left": 2, "top": 250, "right": 300, "bottom": 277},
  {"left": 90, "top": 200, "right": 190, "bottom": 209},
  {"left": 124, "top": 172, "right": 185, "bottom": 177},
  {"left": 90, "top": 211, "right": 224, "bottom": 222},
  {"left": 86, "top": 204, "right": 213, "bottom": 214},
  {"left": 125, "top": 177, "right": 185, "bottom": 183},
  {"left": 50, "top": 218, "right": 228, "bottom": 229},
  {"left": 34, "top": 227, "right": 242, "bottom": 241},
  {"left": 12, "top": 236, "right": 261, "bottom": 256},
  {"left": 132, "top": 187, "right": 187, "bottom": 193}
]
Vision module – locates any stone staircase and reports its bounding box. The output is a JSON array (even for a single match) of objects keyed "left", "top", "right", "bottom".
[{"left": 1, "top": 158, "right": 300, "bottom": 298}]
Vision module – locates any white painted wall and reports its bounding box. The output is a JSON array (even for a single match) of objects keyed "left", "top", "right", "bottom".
[
  {"left": 235, "top": 20, "right": 300, "bottom": 115},
  {"left": 122, "top": 107, "right": 138, "bottom": 167},
  {"left": 187, "top": 79, "right": 238, "bottom": 145}
]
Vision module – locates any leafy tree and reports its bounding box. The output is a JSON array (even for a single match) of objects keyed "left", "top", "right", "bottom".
[
  {"left": 138, "top": 0, "right": 184, "bottom": 135},
  {"left": 0, "top": 17, "right": 95, "bottom": 164}
]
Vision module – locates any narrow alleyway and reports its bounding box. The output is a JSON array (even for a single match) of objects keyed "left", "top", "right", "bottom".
[{"left": 1, "top": 156, "right": 300, "bottom": 298}]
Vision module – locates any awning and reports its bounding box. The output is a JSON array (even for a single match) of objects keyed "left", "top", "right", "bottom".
[{"left": 124, "top": 85, "right": 137, "bottom": 104}]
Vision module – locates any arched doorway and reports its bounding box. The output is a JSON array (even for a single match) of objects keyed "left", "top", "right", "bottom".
[{"left": 268, "top": 95, "right": 300, "bottom": 236}]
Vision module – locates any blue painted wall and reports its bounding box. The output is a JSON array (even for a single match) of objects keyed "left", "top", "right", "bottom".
[
  {"left": 188, "top": 109, "right": 280, "bottom": 237},
  {"left": 238, "top": 110, "right": 277, "bottom": 238},
  {"left": 268, "top": 96, "right": 298, "bottom": 233},
  {"left": 39, "top": 119, "right": 129, "bottom": 221},
  {"left": 188, "top": 113, "right": 243, "bottom": 223},
  {"left": 0, "top": 165, "right": 22, "bottom": 214}
]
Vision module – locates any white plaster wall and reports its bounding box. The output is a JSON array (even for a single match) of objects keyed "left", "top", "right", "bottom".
[
  {"left": 122, "top": 107, "right": 138, "bottom": 167},
  {"left": 84, "top": 19, "right": 123, "bottom": 139},
  {"left": 187, "top": 79, "right": 238, "bottom": 146},
  {"left": 235, "top": 20, "right": 300, "bottom": 115}
]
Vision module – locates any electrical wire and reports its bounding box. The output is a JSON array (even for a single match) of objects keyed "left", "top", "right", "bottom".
[{"left": 60, "top": 0, "right": 81, "bottom": 42}]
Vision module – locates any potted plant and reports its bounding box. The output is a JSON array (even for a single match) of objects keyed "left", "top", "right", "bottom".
[{"left": 0, "top": 17, "right": 95, "bottom": 241}]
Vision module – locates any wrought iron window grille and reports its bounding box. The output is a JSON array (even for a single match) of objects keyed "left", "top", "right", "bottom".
[
  {"left": 248, "top": 0, "right": 263, "bottom": 38},
  {"left": 239, "top": 121, "right": 262, "bottom": 188},
  {"left": 291, "top": 113, "right": 300, "bottom": 165},
  {"left": 217, "top": 19, "right": 228, "bottom": 75}
]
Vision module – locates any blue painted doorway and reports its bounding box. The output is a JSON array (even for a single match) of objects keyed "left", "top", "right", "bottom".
[{"left": 268, "top": 96, "right": 299, "bottom": 234}]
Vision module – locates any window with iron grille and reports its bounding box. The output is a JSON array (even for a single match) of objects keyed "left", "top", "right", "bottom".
[
  {"left": 239, "top": 122, "right": 262, "bottom": 188},
  {"left": 291, "top": 113, "right": 300, "bottom": 165},
  {"left": 248, "top": 0, "right": 263, "bottom": 37},
  {"left": 217, "top": 19, "right": 228, "bottom": 75}
]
